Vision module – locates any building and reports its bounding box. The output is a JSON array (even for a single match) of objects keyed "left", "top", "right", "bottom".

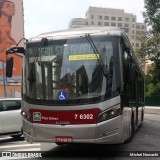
[
  {"left": 0, "top": 0, "right": 24, "bottom": 97},
  {"left": 68, "top": 7, "right": 148, "bottom": 50}
]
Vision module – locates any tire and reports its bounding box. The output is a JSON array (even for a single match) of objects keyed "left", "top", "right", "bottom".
[
  {"left": 141, "top": 109, "right": 144, "bottom": 122},
  {"left": 11, "top": 130, "right": 23, "bottom": 139},
  {"left": 11, "top": 134, "right": 22, "bottom": 139},
  {"left": 56, "top": 143, "right": 64, "bottom": 145},
  {"left": 139, "top": 109, "right": 144, "bottom": 128},
  {"left": 125, "top": 116, "right": 134, "bottom": 143}
]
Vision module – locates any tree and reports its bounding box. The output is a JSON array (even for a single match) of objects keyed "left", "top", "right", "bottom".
[
  {"left": 145, "top": 74, "right": 160, "bottom": 97},
  {"left": 137, "top": 0, "right": 160, "bottom": 98},
  {"left": 136, "top": 0, "right": 160, "bottom": 73},
  {"left": 136, "top": 34, "right": 160, "bottom": 75},
  {"left": 129, "top": 0, "right": 160, "bottom": 98},
  {"left": 143, "top": 0, "right": 160, "bottom": 34}
]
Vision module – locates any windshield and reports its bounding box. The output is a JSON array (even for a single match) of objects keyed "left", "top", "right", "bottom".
[{"left": 22, "top": 36, "right": 120, "bottom": 105}]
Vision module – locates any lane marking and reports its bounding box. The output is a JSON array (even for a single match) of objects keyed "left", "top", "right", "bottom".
[
  {"left": 5, "top": 148, "right": 41, "bottom": 151},
  {"left": 0, "top": 143, "right": 41, "bottom": 149},
  {"left": 144, "top": 120, "right": 151, "bottom": 123},
  {"left": 0, "top": 137, "right": 12, "bottom": 140}
]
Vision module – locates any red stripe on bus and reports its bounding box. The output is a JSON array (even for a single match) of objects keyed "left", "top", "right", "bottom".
[{"left": 29, "top": 108, "right": 101, "bottom": 125}]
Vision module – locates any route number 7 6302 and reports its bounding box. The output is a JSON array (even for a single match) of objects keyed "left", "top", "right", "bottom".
[{"left": 74, "top": 114, "right": 93, "bottom": 120}]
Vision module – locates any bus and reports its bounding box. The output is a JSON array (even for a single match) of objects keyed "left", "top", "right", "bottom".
[{"left": 6, "top": 27, "right": 144, "bottom": 144}]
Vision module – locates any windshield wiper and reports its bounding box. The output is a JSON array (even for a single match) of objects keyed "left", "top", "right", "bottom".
[
  {"left": 27, "top": 38, "right": 48, "bottom": 90},
  {"left": 85, "top": 34, "right": 108, "bottom": 77},
  {"left": 27, "top": 63, "right": 36, "bottom": 91},
  {"left": 35, "top": 38, "right": 48, "bottom": 64}
]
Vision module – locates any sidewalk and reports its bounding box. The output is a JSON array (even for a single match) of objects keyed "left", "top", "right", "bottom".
[{"left": 144, "top": 106, "right": 160, "bottom": 115}]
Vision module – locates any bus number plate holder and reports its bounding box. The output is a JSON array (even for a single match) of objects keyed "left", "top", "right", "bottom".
[{"left": 55, "top": 136, "right": 73, "bottom": 143}]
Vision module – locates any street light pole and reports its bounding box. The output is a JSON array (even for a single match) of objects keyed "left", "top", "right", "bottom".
[{"left": 2, "top": 62, "right": 7, "bottom": 97}]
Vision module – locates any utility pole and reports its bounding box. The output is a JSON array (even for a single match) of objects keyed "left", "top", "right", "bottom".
[{"left": 2, "top": 62, "right": 7, "bottom": 97}]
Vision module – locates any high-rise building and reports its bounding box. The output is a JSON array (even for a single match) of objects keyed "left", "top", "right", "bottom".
[{"left": 68, "top": 7, "right": 148, "bottom": 50}]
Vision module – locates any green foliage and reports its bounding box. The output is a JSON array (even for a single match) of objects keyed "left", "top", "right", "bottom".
[
  {"left": 145, "top": 74, "right": 160, "bottom": 97},
  {"left": 136, "top": 34, "right": 160, "bottom": 61},
  {"left": 143, "top": 0, "right": 160, "bottom": 34},
  {"left": 136, "top": 34, "right": 160, "bottom": 97},
  {"left": 138, "top": 0, "right": 160, "bottom": 97}
]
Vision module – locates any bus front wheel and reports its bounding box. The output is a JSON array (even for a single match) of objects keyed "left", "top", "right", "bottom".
[{"left": 125, "top": 116, "right": 134, "bottom": 143}]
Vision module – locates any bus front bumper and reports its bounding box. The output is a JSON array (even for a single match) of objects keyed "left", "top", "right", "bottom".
[{"left": 23, "top": 116, "right": 122, "bottom": 144}]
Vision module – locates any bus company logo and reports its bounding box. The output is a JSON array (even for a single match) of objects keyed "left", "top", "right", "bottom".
[
  {"left": 33, "top": 112, "right": 41, "bottom": 121},
  {"left": 2, "top": 152, "right": 11, "bottom": 158}
]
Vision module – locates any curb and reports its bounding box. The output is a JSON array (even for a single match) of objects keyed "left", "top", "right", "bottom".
[{"left": 144, "top": 106, "right": 160, "bottom": 115}]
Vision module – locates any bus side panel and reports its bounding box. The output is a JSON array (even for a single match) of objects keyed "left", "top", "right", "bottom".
[
  {"left": 95, "top": 116, "right": 122, "bottom": 144},
  {"left": 121, "top": 106, "right": 132, "bottom": 142}
]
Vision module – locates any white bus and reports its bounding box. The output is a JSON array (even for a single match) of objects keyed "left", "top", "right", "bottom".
[{"left": 6, "top": 27, "right": 144, "bottom": 144}]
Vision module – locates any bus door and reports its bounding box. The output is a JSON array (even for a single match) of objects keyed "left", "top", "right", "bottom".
[{"left": 134, "top": 71, "right": 139, "bottom": 127}]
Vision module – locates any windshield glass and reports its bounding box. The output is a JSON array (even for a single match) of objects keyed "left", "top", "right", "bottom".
[{"left": 23, "top": 36, "right": 120, "bottom": 104}]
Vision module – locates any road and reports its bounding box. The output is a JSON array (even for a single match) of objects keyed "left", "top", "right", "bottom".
[{"left": 0, "top": 113, "right": 160, "bottom": 160}]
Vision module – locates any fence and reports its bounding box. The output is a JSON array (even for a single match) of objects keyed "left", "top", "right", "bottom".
[{"left": 145, "top": 96, "right": 160, "bottom": 106}]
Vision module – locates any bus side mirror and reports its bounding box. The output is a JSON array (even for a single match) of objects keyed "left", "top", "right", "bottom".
[
  {"left": 6, "top": 46, "right": 25, "bottom": 78},
  {"left": 6, "top": 57, "right": 14, "bottom": 77},
  {"left": 6, "top": 47, "right": 25, "bottom": 55}
]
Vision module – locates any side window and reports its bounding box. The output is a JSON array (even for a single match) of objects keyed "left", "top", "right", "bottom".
[
  {"left": 121, "top": 38, "right": 132, "bottom": 105},
  {"left": 1, "top": 100, "right": 21, "bottom": 111},
  {"left": 0, "top": 103, "right": 2, "bottom": 111}
]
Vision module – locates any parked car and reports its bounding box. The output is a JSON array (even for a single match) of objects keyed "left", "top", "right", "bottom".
[{"left": 0, "top": 98, "right": 22, "bottom": 138}]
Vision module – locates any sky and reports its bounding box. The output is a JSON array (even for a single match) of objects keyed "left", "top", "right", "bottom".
[{"left": 23, "top": 0, "right": 145, "bottom": 39}]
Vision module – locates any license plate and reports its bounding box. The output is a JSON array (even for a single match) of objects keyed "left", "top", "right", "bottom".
[{"left": 55, "top": 136, "right": 73, "bottom": 143}]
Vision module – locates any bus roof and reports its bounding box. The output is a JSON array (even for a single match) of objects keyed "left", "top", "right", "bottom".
[{"left": 29, "top": 27, "right": 126, "bottom": 41}]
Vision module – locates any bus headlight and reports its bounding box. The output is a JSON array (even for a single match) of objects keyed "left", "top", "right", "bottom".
[
  {"left": 21, "top": 109, "right": 31, "bottom": 122},
  {"left": 97, "top": 104, "right": 121, "bottom": 123}
]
